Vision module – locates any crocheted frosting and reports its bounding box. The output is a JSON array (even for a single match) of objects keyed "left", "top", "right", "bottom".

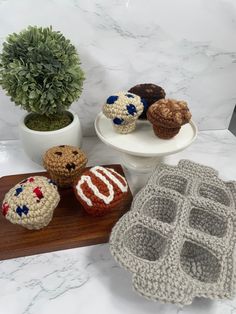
[
  {"left": 74, "top": 166, "right": 128, "bottom": 216},
  {"left": 2, "top": 176, "right": 60, "bottom": 230},
  {"left": 147, "top": 99, "right": 191, "bottom": 139},
  {"left": 110, "top": 160, "right": 236, "bottom": 305},
  {"left": 102, "top": 92, "right": 144, "bottom": 134},
  {"left": 128, "top": 83, "right": 166, "bottom": 120},
  {"left": 43, "top": 145, "right": 87, "bottom": 187}
]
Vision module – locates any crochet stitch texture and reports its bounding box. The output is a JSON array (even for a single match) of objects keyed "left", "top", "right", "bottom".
[
  {"left": 128, "top": 83, "right": 166, "bottom": 120},
  {"left": 110, "top": 160, "right": 236, "bottom": 305},
  {"left": 147, "top": 99, "right": 191, "bottom": 139},
  {"left": 2, "top": 176, "right": 60, "bottom": 230},
  {"left": 74, "top": 166, "right": 128, "bottom": 216},
  {"left": 43, "top": 145, "right": 87, "bottom": 187},
  {"left": 103, "top": 92, "right": 144, "bottom": 134}
]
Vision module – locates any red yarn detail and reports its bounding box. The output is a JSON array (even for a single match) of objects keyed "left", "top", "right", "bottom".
[
  {"left": 2, "top": 202, "right": 9, "bottom": 216},
  {"left": 20, "top": 177, "right": 35, "bottom": 185},
  {"left": 33, "top": 187, "right": 44, "bottom": 201}
]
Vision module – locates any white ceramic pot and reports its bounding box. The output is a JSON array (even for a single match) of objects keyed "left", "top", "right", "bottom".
[{"left": 19, "top": 110, "right": 82, "bottom": 165}]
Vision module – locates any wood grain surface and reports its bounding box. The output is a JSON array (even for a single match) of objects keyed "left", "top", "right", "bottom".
[{"left": 0, "top": 164, "right": 132, "bottom": 261}]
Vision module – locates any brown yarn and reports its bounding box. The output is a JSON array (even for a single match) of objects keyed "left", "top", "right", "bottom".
[
  {"left": 153, "top": 125, "right": 180, "bottom": 139},
  {"left": 147, "top": 99, "right": 192, "bottom": 139},
  {"left": 128, "top": 83, "right": 166, "bottom": 119},
  {"left": 43, "top": 145, "right": 88, "bottom": 188},
  {"left": 147, "top": 99, "right": 191, "bottom": 128},
  {"left": 73, "top": 166, "right": 129, "bottom": 216}
]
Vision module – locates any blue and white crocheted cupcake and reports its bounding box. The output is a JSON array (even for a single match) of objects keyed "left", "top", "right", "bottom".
[{"left": 103, "top": 92, "right": 144, "bottom": 134}]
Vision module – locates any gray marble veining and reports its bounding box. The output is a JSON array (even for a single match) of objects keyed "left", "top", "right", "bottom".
[{"left": 0, "top": 0, "right": 236, "bottom": 139}]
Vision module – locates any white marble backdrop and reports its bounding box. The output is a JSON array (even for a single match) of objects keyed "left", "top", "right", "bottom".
[{"left": 0, "top": 0, "right": 236, "bottom": 139}]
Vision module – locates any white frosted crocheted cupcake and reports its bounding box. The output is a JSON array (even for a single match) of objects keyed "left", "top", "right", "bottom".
[
  {"left": 1, "top": 176, "right": 60, "bottom": 230},
  {"left": 103, "top": 92, "right": 144, "bottom": 134},
  {"left": 73, "top": 166, "right": 128, "bottom": 216}
]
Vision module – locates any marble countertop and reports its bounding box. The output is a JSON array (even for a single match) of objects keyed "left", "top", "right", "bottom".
[{"left": 0, "top": 130, "right": 236, "bottom": 314}]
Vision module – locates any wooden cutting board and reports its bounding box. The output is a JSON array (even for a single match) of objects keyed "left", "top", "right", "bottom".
[{"left": 0, "top": 164, "right": 132, "bottom": 261}]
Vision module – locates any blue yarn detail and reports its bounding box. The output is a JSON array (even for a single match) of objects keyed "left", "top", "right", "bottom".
[
  {"left": 126, "top": 104, "right": 137, "bottom": 116},
  {"left": 48, "top": 179, "right": 56, "bottom": 186},
  {"left": 15, "top": 187, "right": 23, "bottom": 196},
  {"left": 141, "top": 98, "right": 148, "bottom": 110},
  {"left": 113, "top": 117, "right": 124, "bottom": 125},
  {"left": 106, "top": 95, "right": 118, "bottom": 104},
  {"left": 16, "top": 205, "right": 29, "bottom": 217},
  {"left": 125, "top": 93, "right": 134, "bottom": 98}
]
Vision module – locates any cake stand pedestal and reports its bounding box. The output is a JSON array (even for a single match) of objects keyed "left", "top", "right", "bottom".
[
  {"left": 95, "top": 113, "right": 198, "bottom": 172},
  {"left": 121, "top": 154, "right": 164, "bottom": 172}
]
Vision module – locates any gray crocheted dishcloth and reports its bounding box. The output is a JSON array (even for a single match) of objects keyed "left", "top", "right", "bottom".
[{"left": 110, "top": 160, "right": 236, "bottom": 305}]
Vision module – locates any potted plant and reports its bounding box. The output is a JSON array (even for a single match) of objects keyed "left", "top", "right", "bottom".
[{"left": 0, "top": 26, "right": 85, "bottom": 164}]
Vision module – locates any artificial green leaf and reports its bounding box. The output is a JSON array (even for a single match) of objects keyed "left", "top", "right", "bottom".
[{"left": 0, "top": 26, "right": 85, "bottom": 116}]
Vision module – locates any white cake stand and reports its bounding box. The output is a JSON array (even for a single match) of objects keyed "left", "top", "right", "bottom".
[{"left": 95, "top": 113, "right": 198, "bottom": 172}]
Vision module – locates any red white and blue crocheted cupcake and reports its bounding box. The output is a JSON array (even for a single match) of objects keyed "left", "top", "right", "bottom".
[{"left": 2, "top": 176, "right": 60, "bottom": 230}]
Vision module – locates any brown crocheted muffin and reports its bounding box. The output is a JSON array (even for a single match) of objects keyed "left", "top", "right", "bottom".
[
  {"left": 147, "top": 99, "right": 192, "bottom": 139},
  {"left": 74, "top": 166, "right": 128, "bottom": 216},
  {"left": 128, "top": 83, "right": 166, "bottom": 119},
  {"left": 43, "top": 145, "right": 88, "bottom": 188},
  {"left": 153, "top": 125, "right": 180, "bottom": 139}
]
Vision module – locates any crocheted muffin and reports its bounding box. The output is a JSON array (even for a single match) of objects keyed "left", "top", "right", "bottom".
[
  {"left": 147, "top": 99, "right": 192, "bottom": 139},
  {"left": 128, "top": 83, "right": 166, "bottom": 119},
  {"left": 43, "top": 145, "right": 88, "bottom": 188},
  {"left": 74, "top": 166, "right": 128, "bottom": 216},
  {"left": 152, "top": 125, "right": 180, "bottom": 139},
  {"left": 103, "top": 92, "right": 144, "bottom": 134},
  {"left": 1, "top": 176, "right": 60, "bottom": 230}
]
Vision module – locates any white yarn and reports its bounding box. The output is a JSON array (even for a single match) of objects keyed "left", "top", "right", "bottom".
[
  {"left": 76, "top": 166, "right": 128, "bottom": 207},
  {"left": 91, "top": 167, "right": 128, "bottom": 193}
]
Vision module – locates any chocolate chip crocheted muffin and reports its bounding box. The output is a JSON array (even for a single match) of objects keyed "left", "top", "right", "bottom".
[
  {"left": 43, "top": 145, "right": 88, "bottom": 188},
  {"left": 74, "top": 166, "right": 128, "bottom": 216},
  {"left": 147, "top": 99, "right": 192, "bottom": 139},
  {"left": 128, "top": 83, "right": 166, "bottom": 119},
  {"left": 2, "top": 176, "right": 60, "bottom": 230}
]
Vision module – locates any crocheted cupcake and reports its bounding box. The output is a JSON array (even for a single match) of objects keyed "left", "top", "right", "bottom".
[
  {"left": 74, "top": 166, "right": 128, "bottom": 216},
  {"left": 1, "top": 176, "right": 60, "bottom": 230},
  {"left": 43, "top": 145, "right": 88, "bottom": 188},
  {"left": 103, "top": 92, "right": 144, "bottom": 134},
  {"left": 147, "top": 99, "right": 192, "bottom": 139},
  {"left": 128, "top": 83, "right": 166, "bottom": 119}
]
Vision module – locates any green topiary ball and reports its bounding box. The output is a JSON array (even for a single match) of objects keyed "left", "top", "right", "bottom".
[{"left": 0, "top": 26, "right": 85, "bottom": 116}]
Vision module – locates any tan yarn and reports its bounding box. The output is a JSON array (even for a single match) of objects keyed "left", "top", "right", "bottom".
[
  {"left": 43, "top": 145, "right": 88, "bottom": 188},
  {"left": 103, "top": 91, "right": 144, "bottom": 134},
  {"left": 2, "top": 176, "right": 60, "bottom": 230},
  {"left": 110, "top": 160, "right": 236, "bottom": 305},
  {"left": 113, "top": 121, "right": 136, "bottom": 134}
]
